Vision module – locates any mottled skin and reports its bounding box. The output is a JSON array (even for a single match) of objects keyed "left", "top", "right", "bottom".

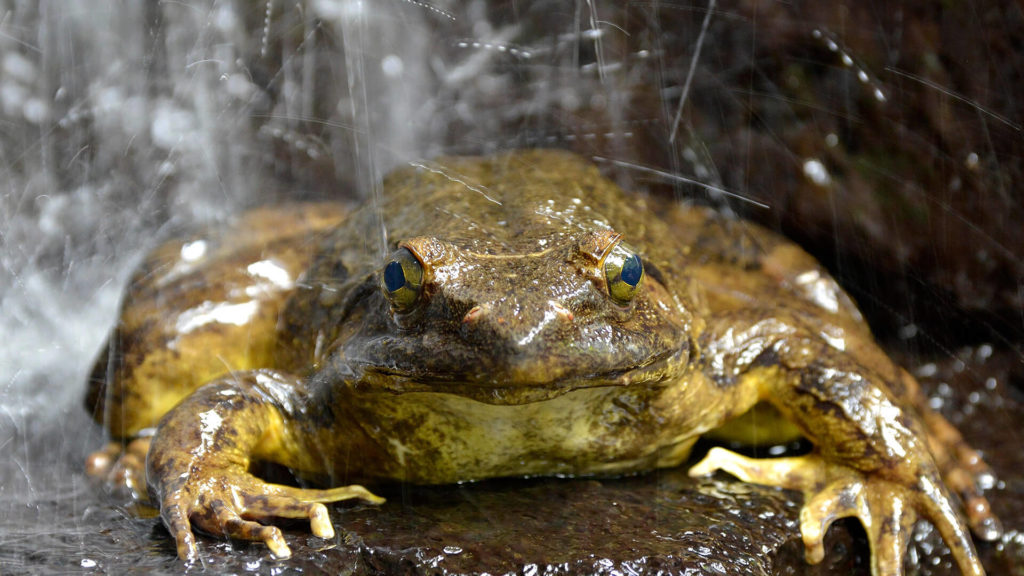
[{"left": 87, "top": 150, "right": 1000, "bottom": 575}]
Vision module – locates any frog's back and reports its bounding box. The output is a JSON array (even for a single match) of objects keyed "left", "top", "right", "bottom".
[
  {"left": 379, "top": 150, "right": 662, "bottom": 252},
  {"left": 390, "top": 150, "right": 870, "bottom": 336}
]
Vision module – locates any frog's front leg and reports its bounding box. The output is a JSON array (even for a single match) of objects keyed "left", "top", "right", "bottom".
[
  {"left": 689, "top": 312, "right": 998, "bottom": 576},
  {"left": 146, "top": 370, "right": 384, "bottom": 561}
]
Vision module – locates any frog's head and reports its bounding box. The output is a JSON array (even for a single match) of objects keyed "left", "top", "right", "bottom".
[{"left": 337, "top": 227, "right": 695, "bottom": 404}]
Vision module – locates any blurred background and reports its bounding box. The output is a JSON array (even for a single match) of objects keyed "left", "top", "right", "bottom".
[{"left": 1, "top": 1, "right": 1021, "bottom": 573}]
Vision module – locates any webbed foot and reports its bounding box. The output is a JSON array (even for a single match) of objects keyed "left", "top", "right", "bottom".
[
  {"left": 920, "top": 408, "right": 1003, "bottom": 542},
  {"left": 690, "top": 447, "right": 986, "bottom": 576},
  {"left": 153, "top": 466, "right": 384, "bottom": 561}
]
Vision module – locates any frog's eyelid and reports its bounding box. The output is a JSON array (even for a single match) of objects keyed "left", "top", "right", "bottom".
[{"left": 577, "top": 230, "right": 622, "bottom": 264}]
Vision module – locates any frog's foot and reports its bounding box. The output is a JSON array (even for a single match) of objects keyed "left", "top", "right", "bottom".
[
  {"left": 689, "top": 447, "right": 986, "bottom": 576},
  {"left": 155, "top": 467, "right": 384, "bottom": 561},
  {"left": 85, "top": 437, "right": 152, "bottom": 501},
  {"left": 920, "top": 409, "right": 1003, "bottom": 541}
]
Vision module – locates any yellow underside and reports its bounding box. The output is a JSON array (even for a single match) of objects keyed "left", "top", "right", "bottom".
[{"left": 706, "top": 403, "right": 804, "bottom": 447}]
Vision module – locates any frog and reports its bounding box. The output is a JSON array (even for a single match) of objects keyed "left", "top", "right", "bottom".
[{"left": 86, "top": 149, "right": 1001, "bottom": 575}]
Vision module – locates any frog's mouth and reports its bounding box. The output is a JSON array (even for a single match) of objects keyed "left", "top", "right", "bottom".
[{"left": 341, "top": 345, "right": 689, "bottom": 405}]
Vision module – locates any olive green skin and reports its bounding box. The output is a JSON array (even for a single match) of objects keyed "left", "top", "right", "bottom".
[{"left": 88, "top": 150, "right": 998, "bottom": 574}]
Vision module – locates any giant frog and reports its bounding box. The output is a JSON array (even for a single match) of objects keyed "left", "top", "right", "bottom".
[{"left": 87, "top": 150, "right": 1000, "bottom": 575}]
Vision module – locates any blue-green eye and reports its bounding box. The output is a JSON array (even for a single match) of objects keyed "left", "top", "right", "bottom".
[
  {"left": 381, "top": 248, "right": 424, "bottom": 311},
  {"left": 603, "top": 242, "right": 643, "bottom": 305}
]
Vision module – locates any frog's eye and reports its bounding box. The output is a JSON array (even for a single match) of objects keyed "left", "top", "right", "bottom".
[
  {"left": 603, "top": 242, "right": 644, "bottom": 305},
  {"left": 381, "top": 247, "right": 424, "bottom": 311}
]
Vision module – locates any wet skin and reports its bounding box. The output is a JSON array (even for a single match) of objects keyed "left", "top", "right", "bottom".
[{"left": 87, "top": 150, "right": 1000, "bottom": 575}]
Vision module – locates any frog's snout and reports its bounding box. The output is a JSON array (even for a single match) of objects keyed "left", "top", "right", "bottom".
[
  {"left": 459, "top": 298, "right": 575, "bottom": 350},
  {"left": 462, "top": 300, "right": 574, "bottom": 325}
]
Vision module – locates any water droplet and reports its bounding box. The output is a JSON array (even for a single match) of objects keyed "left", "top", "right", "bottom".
[
  {"left": 381, "top": 54, "right": 404, "bottom": 77},
  {"left": 898, "top": 323, "right": 918, "bottom": 339},
  {"left": 181, "top": 240, "right": 208, "bottom": 262},
  {"left": 802, "top": 158, "right": 831, "bottom": 187},
  {"left": 977, "top": 343, "right": 993, "bottom": 360},
  {"left": 23, "top": 98, "right": 49, "bottom": 124}
]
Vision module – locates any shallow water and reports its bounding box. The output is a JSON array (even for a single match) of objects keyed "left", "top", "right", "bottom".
[{"left": 1, "top": 1, "right": 1021, "bottom": 574}]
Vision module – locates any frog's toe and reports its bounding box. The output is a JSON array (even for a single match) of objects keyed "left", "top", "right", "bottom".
[
  {"left": 798, "top": 478, "right": 864, "bottom": 564},
  {"left": 85, "top": 442, "right": 121, "bottom": 477},
  {"left": 160, "top": 496, "right": 199, "bottom": 562},
  {"left": 86, "top": 437, "right": 153, "bottom": 501},
  {"left": 689, "top": 449, "right": 848, "bottom": 565},
  {"left": 689, "top": 446, "right": 824, "bottom": 488},
  {"left": 207, "top": 500, "right": 291, "bottom": 558},
  {"left": 864, "top": 488, "right": 918, "bottom": 576},
  {"left": 802, "top": 477, "right": 918, "bottom": 576},
  {"left": 689, "top": 448, "right": 987, "bottom": 576},
  {"left": 921, "top": 408, "right": 1003, "bottom": 541},
  {"left": 155, "top": 471, "right": 384, "bottom": 560},
  {"left": 236, "top": 484, "right": 385, "bottom": 541},
  {"left": 945, "top": 466, "right": 1003, "bottom": 541}
]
